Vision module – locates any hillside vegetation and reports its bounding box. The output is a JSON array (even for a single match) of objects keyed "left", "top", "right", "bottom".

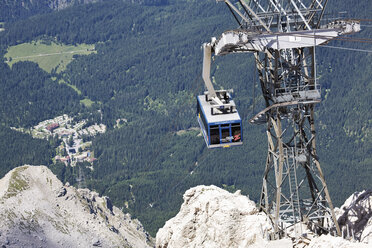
[{"left": 0, "top": 0, "right": 370, "bottom": 236}]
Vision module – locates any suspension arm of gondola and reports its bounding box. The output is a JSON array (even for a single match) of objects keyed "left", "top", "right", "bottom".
[{"left": 202, "top": 43, "right": 222, "bottom": 105}]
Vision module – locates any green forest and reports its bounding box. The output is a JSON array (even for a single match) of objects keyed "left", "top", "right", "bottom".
[{"left": 0, "top": 0, "right": 371, "bottom": 236}]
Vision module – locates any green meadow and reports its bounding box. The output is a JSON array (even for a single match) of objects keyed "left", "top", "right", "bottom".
[{"left": 5, "top": 40, "right": 95, "bottom": 73}]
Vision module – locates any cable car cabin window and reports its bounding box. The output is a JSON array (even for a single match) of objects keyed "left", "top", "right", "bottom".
[
  {"left": 211, "top": 106, "right": 236, "bottom": 115},
  {"left": 210, "top": 125, "right": 220, "bottom": 145},
  {"left": 221, "top": 127, "right": 230, "bottom": 143},
  {"left": 231, "top": 123, "right": 241, "bottom": 142}
]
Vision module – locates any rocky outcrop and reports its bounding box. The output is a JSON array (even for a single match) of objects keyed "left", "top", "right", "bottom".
[
  {"left": 0, "top": 165, "right": 153, "bottom": 248},
  {"left": 156, "top": 185, "right": 293, "bottom": 248},
  {"left": 156, "top": 185, "right": 372, "bottom": 248},
  {"left": 335, "top": 190, "right": 372, "bottom": 242}
]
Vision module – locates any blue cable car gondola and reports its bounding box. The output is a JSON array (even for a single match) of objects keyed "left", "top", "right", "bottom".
[{"left": 197, "top": 91, "right": 243, "bottom": 148}]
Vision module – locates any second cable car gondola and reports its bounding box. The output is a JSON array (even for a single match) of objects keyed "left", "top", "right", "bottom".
[{"left": 197, "top": 90, "right": 242, "bottom": 148}]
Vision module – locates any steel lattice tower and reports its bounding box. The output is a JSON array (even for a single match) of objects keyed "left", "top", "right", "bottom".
[{"left": 204, "top": 0, "right": 361, "bottom": 238}]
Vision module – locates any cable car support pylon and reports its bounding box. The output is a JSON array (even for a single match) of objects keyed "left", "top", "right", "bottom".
[{"left": 199, "top": 0, "right": 362, "bottom": 239}]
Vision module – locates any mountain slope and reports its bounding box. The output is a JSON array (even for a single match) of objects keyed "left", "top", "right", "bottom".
[{"left": 0, "top": 165, "right": 153, "bottom": 247}]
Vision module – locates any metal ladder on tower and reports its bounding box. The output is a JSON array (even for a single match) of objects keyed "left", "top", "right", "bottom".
[{"left": 287, "top": 147, "right": 302, "bottom": 237}]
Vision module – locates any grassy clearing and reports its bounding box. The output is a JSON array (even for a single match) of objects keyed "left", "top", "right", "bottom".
[
  {"left": 55, "top": 78, "right": 97, "bottom": 108},
  {"left": 80, "top": 98, "right": 95, "bottom": 108},
  {"left": 57, "top": 79, "right": 82, "bottom": 95},
  {"left": 5, "top": 39, "right": 95, "bottom": 73}
]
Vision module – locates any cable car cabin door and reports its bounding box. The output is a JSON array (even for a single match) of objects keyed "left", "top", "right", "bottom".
[{"left": 220, "top": 125, "right": 230, "bottom": 144}]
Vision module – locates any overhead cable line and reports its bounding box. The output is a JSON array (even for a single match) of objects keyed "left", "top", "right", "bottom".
[
  {"left": 319, "top": 45, "right": 372, "bottom": 53},
  {"left": 296, "top": 34, "right": 372, "bottom": 44},
  {"left": 257, "top": 32, "right": 372, "bottom": 44}
]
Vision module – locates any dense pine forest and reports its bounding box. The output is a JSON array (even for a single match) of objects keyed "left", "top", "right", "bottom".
[{"left": 0, "top": 0, "right": 371, "bottom": 235}]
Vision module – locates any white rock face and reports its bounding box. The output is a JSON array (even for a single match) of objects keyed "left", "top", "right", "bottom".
[
  {"left": 156, "top": 185, "right": 294, "bottom": 248},
  {"left": 156, "top": 185, "right": 371, "bottom": 248},
  {"left": 361, "top": 217, "right": 372, "bottom": 244},
  {"left": 0, "top": 165, "right": 153, "bottom": 248}
]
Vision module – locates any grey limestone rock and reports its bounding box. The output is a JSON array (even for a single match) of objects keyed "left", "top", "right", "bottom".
[{"left": 0, "top": 165, "right": 154, "bottom": 248}]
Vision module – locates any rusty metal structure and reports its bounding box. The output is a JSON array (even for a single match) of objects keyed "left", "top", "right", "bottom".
[{"left": 202, "top": 0, "right": 361, "bottom": 239}]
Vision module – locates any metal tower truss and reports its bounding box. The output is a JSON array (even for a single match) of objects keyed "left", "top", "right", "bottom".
[
  {"left": 207, "top": 0, "right": 362, "bottom": 239},
  {"left": 219, "top": 0, "right": 329, "bottom": 31},
  {"left": 257, "top": 102, "right": 340, "bottom": 238}
]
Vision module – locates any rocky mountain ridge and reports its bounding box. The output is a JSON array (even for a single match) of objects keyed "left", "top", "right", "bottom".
[
  {"left": 0, "top": 165, "right": 153, "bottom": 247},
  {"left": 156, "top": 185, "right": 372, "bottom": 248}
]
